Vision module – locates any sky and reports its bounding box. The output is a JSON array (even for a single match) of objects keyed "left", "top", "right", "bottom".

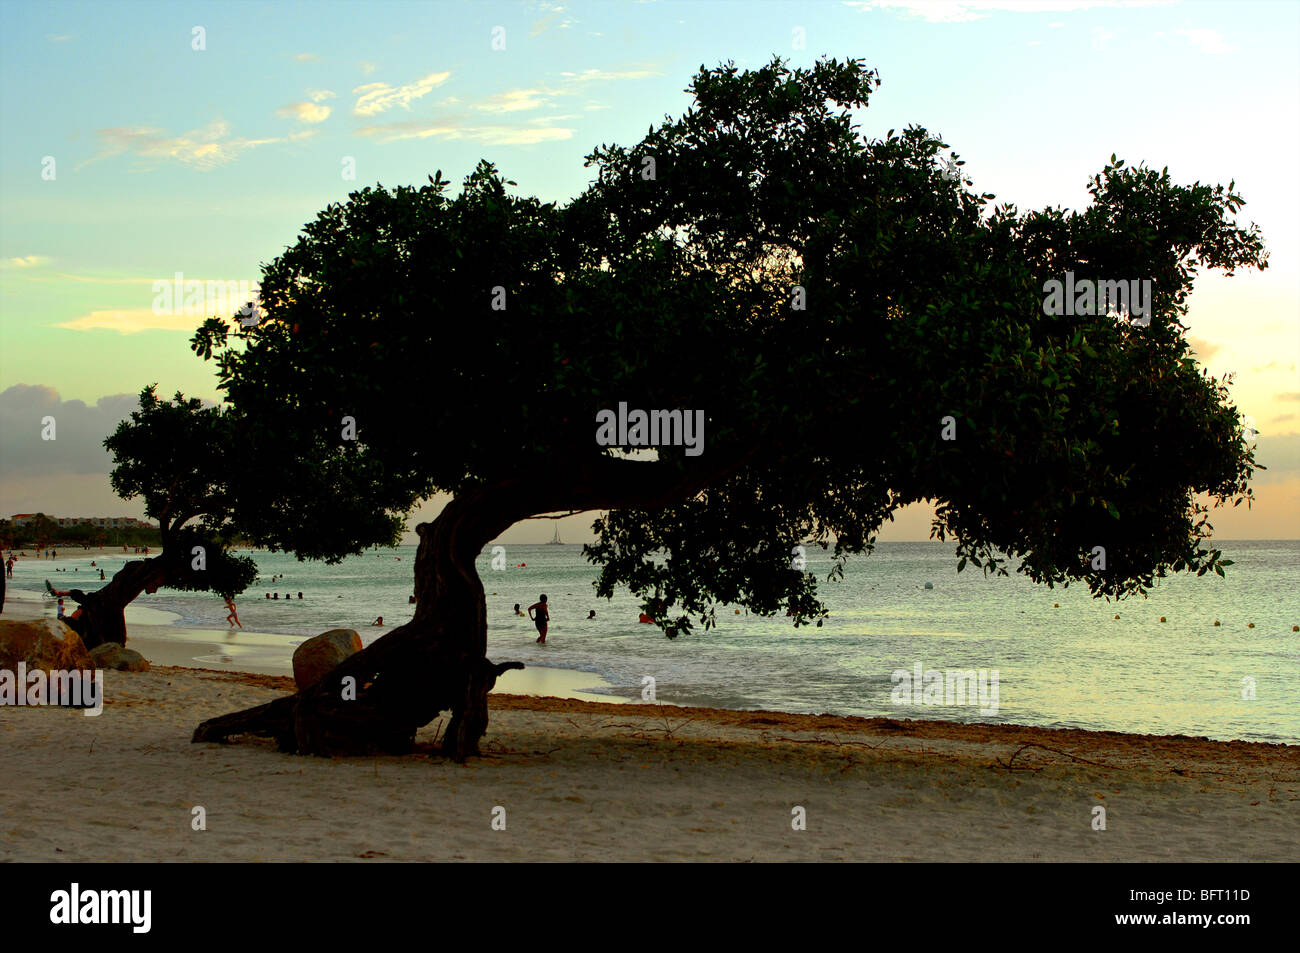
[{"left": 1, "top": 0, "right": 1297, "bottom": 543}]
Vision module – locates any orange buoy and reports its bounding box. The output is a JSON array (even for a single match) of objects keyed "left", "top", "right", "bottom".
[
  {"left": 1160, "top": 617, "right": 1166, "bottom": 623},
  {"left": 1214, "top": 621, "right": 1220, "bottom": 626},
  {"left": 1248, "top": 623, "right": 1255, "bottom": 629}
]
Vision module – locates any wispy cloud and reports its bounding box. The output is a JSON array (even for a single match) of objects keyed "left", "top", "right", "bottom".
[
  {"left": 276, "top": 101, "right": 332, "bottom": 124},
  {"left": 307, "top": 88, "right": 337, "bottom": 103},
  {"left": 54, "top": 309, "right": 200, "bottom": 334},
  {"left": 47, "top": 34, "right": 73, "bottom": 43},
  {"left": 1176, "top": 28, "right": 1238, "bottom": 54},
  {"left": 352, "top": 71, "right": 451, "bottom": 116},
  {"left": 471, "top": 88, "right": 558, "bottom": 113},
  {"left": 842, "top": 0, "right": 1172, "bottom": 24},
  {"left": 531, "top": 1, "right": 576, "bottom": 36},
  {"left": 291, "top": 52, "right": 322, "bottom": 63},
  {"left": 1188, "top": 336, "right": 1222, "bottom": 361},
  {"left": 355, "top": 121, "right": 573, "bottom": 145},
  {"left": 8, "top": 256, "right": 50, "bottom": 268},
  {"left": 79, "top": 120, "right": 287, "bottom": 171},
  {"left": 358, "top": 61, "right": 378, "bottom": 75},
  {"left": 558, "top": 67, "right": 660, "bottom": 82}
]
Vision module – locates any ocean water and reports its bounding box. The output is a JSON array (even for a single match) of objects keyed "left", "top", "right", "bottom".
[{"left": 13, "top": 540, "right": 1299, "bottom": 743}]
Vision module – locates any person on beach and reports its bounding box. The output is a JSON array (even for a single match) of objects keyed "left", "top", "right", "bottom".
[
  {"left": 298, "top": 592, "right": 303, "bottom": 600},
  {"left": 273, "top": 593, "right": 279, "bottom": 600},
  {"left": 99, "top": 569, "right": 105, "bottom": 580},
  {"left": 528, "top": 595, "right": 549, "bottom": 644},
  {"left": 224, "top": 597, "right": 242, "bottom": 628}
]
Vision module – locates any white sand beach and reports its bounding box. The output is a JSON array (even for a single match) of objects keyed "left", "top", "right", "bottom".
[{"left": 2, "top": 593, "right": 1297, "bottom": 862}]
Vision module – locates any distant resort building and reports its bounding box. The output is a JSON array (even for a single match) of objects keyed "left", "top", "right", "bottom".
[{"left": 10, "top": 514, "right": 155, "bottom": 529}]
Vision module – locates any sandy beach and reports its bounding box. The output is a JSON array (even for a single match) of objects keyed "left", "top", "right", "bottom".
[{"left": 2, "top": 585, "right": 1297, "bottom": 861}]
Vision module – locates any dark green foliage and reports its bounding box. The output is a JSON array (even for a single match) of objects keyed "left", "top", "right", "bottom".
[
  {"left": 104, "top": 387, "right": 258, "bottom": 598},
  {"left": 190, "top": 57, "right": 1265, "bottom": 636}
]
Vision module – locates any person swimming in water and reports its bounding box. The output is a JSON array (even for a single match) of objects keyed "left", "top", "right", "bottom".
[
  {"left": 513, "top": 603, "right": 526, "bottom": 617},
  {"left": 528, "top": 595, "right": 549, "bottom": 644},
  {"left": 587, "top": 610, "right": 596, "bottom": 620},
  {"left": 371, "top": 616, "right": 384, "bottom": 626}
]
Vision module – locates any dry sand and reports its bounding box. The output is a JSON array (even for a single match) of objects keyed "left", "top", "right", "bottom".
[{"left": 3, "top": 662, "right": 1297, "bottom": 862}]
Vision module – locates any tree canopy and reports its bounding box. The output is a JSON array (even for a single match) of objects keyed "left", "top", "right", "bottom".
[
  {"left": 104, "top": 386, "right": 258, "bottom": 600},
  {"left": 190, "top": 56, "right": 1266, "bottom": 637}
]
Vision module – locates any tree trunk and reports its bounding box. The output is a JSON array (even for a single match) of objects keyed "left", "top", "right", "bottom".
[
  {"left": 194, "top": 491, "right": 526, "bottom": 761},
  {"left": 193, "top": 454, "right": 758, "bottom": 761},
  {"left": 63, "top": 557, "right": 170, "bottom": 649}
]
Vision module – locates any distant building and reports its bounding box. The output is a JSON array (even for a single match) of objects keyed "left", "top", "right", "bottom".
[{"left": 10, "top": 514, "right": 155, "bottom": 530}]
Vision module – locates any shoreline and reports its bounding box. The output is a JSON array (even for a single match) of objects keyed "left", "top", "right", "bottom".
[
  {"left": 1, "top": 663, "right": 1295, "bottom": 861},
  {"left": 0, "top": 588, "right": 624, "bottom": 705}
]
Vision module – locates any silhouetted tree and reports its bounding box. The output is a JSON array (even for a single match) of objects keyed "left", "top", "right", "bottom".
[{"left": 191, "top": 57, "right": 1265, "bottom": 760}]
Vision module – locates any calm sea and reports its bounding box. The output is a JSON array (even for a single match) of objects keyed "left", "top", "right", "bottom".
[{"left": 13, "top": 539, "right": 1299, "bottom": 743}]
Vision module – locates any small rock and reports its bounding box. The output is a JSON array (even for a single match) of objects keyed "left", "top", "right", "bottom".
[
  {"left": 89, "top": 642, "right": 150, "bottom": 672},
  {"left": 293, "top": 629, "right": 362, "bottom": 690}
]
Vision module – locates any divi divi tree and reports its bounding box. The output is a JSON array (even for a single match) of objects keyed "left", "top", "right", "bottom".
[{"left": 190, "top": 58, "right": 1266, "bottom": 761}]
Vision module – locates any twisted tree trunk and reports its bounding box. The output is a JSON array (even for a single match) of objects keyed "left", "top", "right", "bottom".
[
  {"left": 194, "top": 490, "right": 526, "bottom": 761},
  {"left": 193, "top": 453, "right": 757, "bottom": 761},
  {"left": 63, "top": 557, "right": 170, "bottom": 649}
]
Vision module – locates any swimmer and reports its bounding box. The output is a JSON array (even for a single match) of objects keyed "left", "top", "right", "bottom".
[{"left": 527, "top": 595, "right": 549, "bottom": 644}]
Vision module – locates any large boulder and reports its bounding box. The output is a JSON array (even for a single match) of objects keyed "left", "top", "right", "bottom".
[
  {"left": 89, "top": 642, "right": 150, "bottom": 672},
  {"left": 293, "top": 629, "right": 362, "bottom": 690},
  {"left": 0, "top": 618, "right": 94, "bottom": 672}
]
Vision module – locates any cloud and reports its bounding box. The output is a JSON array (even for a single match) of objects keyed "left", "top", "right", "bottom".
[
  {"left": 0, "top": 385, "right": 140, "bottom": 480},
  {"left": 358, "top": 61, "right": 378, "bottom": 75},
  {"left": 1187, "top": 336, "right": 1222, "bottom": 361},
  {"left": 471, "top": 88, "right": 558, "bottom": 112},
  {"left": 8, "top": 256, "right": 50, "bottom": 268},
  {"left": 292, "top": 52, "right": 322, "bottom": 63},
  {"left": 53, "top": 309, "right": 206, "bottom": 335},
  {"left": 352, "top": 71, "right": 451, "bottom": 116},
  {"left": 307, "top": 88, "right": 337, "bottom": 103},
  {"left": 1279, "top": 392, "right": 1300, "bottom": 402},
  {"left": 355, "top": 121, "right": 573, "bottom": 145},
  {"left": 530, "top": 0, "right": 576, "bottom": 34},
  {"left": 558, "top": 67, "right": 660, "bottom": 82},
  {"left": 1252, "top": 432, "right": 1300, "bottom": 480},
  {"left": 79, "top": 120, "right": 284, "bottom": 171},
  {"left": 276, "top": 101, "right": 332, "bottom": 123},
  {"left": 47, "top": 34, "right": 72, "bottom": 43},
  {"left": 1176, "top": 28, "right": 1238, "bottom": 54},
  {"left": 841, "top": 0, "right": 1172, "bottom": 23}
]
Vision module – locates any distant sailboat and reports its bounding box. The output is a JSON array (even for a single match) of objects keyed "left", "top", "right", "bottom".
[{"left": 547, "top": 523, "right": 562, "bottom": 545}]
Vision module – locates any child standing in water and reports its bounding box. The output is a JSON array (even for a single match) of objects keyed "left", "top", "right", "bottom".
[
  {"left": 224, "top": 597, "right": 242, "bottom": 629},
  {"left": 528, "top": 594, "right": 549, "bottom": 644}
]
